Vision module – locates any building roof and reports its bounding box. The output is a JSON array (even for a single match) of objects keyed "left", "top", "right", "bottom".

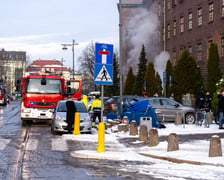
[{"left": 27, "top": 59, "right": 69, "bottom": 74}]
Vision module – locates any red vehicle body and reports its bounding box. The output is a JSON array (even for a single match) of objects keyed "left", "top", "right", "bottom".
[
  {"left": 66, "top": 79, "right": 82, "bottom": 100},
  {"left": 20, "top": 74, "right": 66, "bottom": 125},
  {"left": 0, "top": 86, "right": 7, "bottom": 105}
]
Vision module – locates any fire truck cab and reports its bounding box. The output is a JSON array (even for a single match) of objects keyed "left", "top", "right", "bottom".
[{"left": 20, "top": 74, "right": 66, "bottom": 125}]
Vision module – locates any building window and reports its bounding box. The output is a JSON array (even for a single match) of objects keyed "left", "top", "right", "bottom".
[
  {"left": 221, "top": 38, "right": 224, "bottom": 57},
  {"left": 222, "top": 0, "right": 224, "bottom": 17},
  {"left": 158, "top": 3, "right": 161, "bottom": 17},
  {"left": 197, "top": 43, "right": 202, "bottom": 61},
  {"left": 167, "top": 0, "right": 171, "bottom": 10},
  {"left": 173, "top": 20, "right": 176, "bottom": 36},
  {"left": 198, "top": 8, "right": 202, "bottom": 26},
  {"left": 167, "top": 24, "right": 171, "bottom": 39},
  {"left": 172, "top": 0, "right": 177, "bottom": 6},
  {"left": 188, "top": 46, "right": 192, "bottom": 54},
  {"left": 209, "top": 3, "right": 214, "bottom": 22},
  {"left": 180, "top": 16, "right": 184, "bottom": 33},
  {"left": 208, "top": 40, "right": 213, "bottom": 49},
  {"left": 180, "top": 48, "right": 184, "bottom": 56},
  {"left": 188, "top": 12, "right": 192, "bottom": 30},
  {"left": 162, "top": 27, "right": 165, "bottom": 41}
]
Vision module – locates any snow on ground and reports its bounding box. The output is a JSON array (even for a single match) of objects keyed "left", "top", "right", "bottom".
[{"left": 64, "top": 123, "right": 224, "bottom": 180}]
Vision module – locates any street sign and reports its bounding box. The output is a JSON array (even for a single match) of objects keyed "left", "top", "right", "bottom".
[
  {"left": 94, "top": 43, "right": 113, "bottom": 85},
  {"left": 163, "top": 71, "right": 166, "bottom": 83}
]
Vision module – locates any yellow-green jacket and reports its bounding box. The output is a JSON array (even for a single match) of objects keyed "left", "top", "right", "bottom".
[{"left": 91, "top": 98, "right": 102, "bottom": 110}]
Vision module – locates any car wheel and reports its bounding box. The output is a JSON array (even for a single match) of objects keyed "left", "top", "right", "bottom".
[
  {"left": 51, "top": 125, "right": 57, "bottom": 135},
  {"left": 22, "top": 120, "right": 27, "bottom": 126},
  {"left": 185, "top": 113, "right": 195, "bottom": 124}
]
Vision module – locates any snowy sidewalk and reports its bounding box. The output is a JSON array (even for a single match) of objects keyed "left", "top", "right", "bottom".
[{"left": 66, "top": 124, "right": 224, "bottom": 167}]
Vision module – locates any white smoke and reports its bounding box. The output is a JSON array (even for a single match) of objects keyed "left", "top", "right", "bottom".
[
  {"left": 124, "top": 3, "right": 171, "bottom": 82},
  {"left": 154, "top": 51, "right": 170, "bottom": 81},
  {"left": 125, "top": 3, "right": 160, "bottom": 75}
]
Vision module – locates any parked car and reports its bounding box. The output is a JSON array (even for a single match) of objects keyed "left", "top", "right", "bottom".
[
  {"left": 51, "top": 100, "right": 92, "bottom": 135},
  {"left": 103, "top": 95, "right": 143, "bottom": 117},
  {"left": 147, "top": 97, "right": 196, "bottom": 124}
]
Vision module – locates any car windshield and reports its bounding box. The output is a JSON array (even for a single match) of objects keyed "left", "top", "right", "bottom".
[{"left": 57, "top": 101, "right": 87, "bottom": 113}]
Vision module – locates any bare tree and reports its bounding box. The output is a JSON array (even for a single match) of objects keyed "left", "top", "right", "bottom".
[{"left": 78, "top": 41, "right": 95, "bottom": 77}]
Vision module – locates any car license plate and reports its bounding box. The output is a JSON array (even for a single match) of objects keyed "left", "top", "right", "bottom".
[{"left": 38, "top": 116, "right": 47, "bottom": 119}]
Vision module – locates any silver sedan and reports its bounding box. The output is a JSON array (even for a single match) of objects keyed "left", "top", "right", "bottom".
[
  {"left": 148, "top": 97, "right": 196, "bottom": 124},
  {"left": 51, "top": 100, "right": 92, "bottom": 134}
]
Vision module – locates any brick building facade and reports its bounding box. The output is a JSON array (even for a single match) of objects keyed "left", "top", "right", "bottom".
[
  {"left": 158, "top": 0, "right": 224, "bottom": 78},
  {"left": 119, "top": 0, "right": 224, "bottom": 81}
]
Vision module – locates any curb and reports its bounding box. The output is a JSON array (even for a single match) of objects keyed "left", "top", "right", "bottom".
[
  {"left": 70, "top": 150, "right": 125, "bottom": 161},
  {"left": 138, "top": 153, "right": 224, "bottom": 167},
  {"left": 70, "top": 150, "right": 224, "bottom": 167}
]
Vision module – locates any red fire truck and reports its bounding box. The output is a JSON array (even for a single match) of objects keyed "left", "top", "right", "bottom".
[
  {"left": 66, "top": 79, "right": 82, "bottom": 100},
  {"left": 20, "top": 74, "right": 66, "bottom": 125},
  {"left": 0, "top": 86, "right": 7, "bottom": 106}
]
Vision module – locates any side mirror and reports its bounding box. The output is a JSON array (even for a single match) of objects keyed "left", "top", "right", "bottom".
[
  {"left": 175, "top": 104, "right": 180, "bottom": 108},
  {"left": 67, "top": 81, "right": 71, "bottom": 86},
  {"left": 67, "top": 87, "right": 71, "bottom": 94}
]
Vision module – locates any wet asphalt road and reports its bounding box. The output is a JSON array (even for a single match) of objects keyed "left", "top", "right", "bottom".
[
  {"left": 0, "top": 101, "right": 162, "bottom": 180},
  {"left": 1, "top": 101, "right": 224, "bottom": 180}
]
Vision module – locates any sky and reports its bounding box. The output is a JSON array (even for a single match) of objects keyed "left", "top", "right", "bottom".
[
  {"left": 65, "top": 123, "right": 224, "bottom": 180},
  {"left": 0, "top": 0, "right": 119, "bottom": 70}
]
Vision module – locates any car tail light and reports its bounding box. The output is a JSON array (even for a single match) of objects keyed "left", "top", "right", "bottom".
[{"left": 110, "top": 104, "right": 115, "bottom": 109}]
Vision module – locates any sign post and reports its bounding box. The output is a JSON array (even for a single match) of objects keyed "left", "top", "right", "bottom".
[{"left": 94, "top": 43, "right": 114, "bottom": 123}]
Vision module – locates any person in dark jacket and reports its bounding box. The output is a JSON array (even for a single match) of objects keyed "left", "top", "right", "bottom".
[
  {"left": 196, "top": 92, "right": 205, "bottom": 109},
  {"left": 66, "top": 95, "right": 76, "bottom": 133},
  {"left": 217, "top": 90, "right": 224, "bottom": 129},
  {"left": 204, "top": 92, "right": 212, "bottom": 112}
]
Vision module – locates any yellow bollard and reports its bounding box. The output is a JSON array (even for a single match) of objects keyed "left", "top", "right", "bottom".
[
  {"left": 97, "top": 122, "right": 106, "bottom": 153},
  {"left": 73, "top": 112, "right": 80, "bottom": 135}
]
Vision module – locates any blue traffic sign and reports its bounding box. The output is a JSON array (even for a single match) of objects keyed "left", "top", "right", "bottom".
[
  {"left": 95, "top": 43, "right": 113, "bottom": 65},
  {"left": 94, "top": 43, "right": 114, "bottom": 85},
  {"left": 163, "top": 71, "right": 166, "bottom": 83}
]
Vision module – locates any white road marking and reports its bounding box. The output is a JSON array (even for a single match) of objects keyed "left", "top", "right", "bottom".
[
  {"left": 51, "top": 138, "right": 69, "bottom": 151},
  {"left": 0, "top": 139, "right": 11, "bottom": 150}
]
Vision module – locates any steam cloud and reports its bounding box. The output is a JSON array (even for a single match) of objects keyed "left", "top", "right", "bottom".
[{"left": 125, "top": 3, "right": 170, "bottom": 81}]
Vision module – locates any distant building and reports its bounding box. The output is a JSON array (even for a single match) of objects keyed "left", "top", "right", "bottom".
[
  {"left": 0, "top": 48, "right": 26, "bottom": 93},
  {"left": 27, "top": 59, "right": 71, "bottom": 80}
]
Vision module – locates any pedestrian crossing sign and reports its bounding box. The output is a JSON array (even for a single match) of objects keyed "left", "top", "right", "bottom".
[
  {"left": 94, "top": 64, "right": 113, "bottom": 85},
  {"left": 94, "top": 43, "right": 113, "bottom": 85}
]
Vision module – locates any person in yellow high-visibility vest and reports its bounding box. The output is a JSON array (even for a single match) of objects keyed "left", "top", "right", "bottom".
[{"left": 90, "top": 94, "right": 102, "bottom": 127}]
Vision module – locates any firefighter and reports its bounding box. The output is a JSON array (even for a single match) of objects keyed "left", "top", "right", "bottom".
[{"left": 90, "top": 94, "right": 102, "bottom": 127}]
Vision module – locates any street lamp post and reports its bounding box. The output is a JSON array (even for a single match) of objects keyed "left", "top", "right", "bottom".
[
  {"left": 60, "top": 58, "right": 65, "bottom": 77},
  {"left": 61, "top": 40, "right": 78, "bottom": 79}
]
